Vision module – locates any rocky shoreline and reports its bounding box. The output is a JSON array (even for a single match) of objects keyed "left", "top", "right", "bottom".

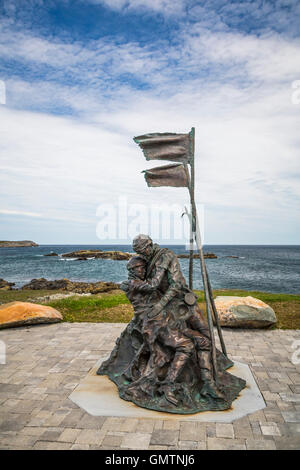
[
  {"left": 177, "top": 253, "right": 217, "bottom": 259},
  {"left": 0, "top": 277, "right": 120, "bottom": 293},
  {"left": 0, "top": 250, "right": 218, "bottom": 293},
  {"left": 61, "top": 249, "right": 132, "bottom": 260},
  {"left": 44, "top": 249, "right": 218, "bottom": 260}
]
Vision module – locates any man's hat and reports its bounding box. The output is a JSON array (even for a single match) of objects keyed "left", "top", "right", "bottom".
[{"left": 132, "top": 234, "right": 153, "bottom": 252}]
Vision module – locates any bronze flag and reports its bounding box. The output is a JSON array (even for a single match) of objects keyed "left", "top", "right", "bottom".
[
  {"left": 133, "top": 132, "right": 191, "bottom": 163},
  {"left": 142, "top": 163, "right": 189, "bottom": 188}
]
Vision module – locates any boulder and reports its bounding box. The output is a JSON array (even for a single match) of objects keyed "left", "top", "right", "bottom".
[
  {"left": 0, "top": 279, "right": 15, "bottom": 290},
  {"left": 214, "top": 296, "right": 277, "bottom": 328},
  {"left": 0, "top": 301, "right": 63, "bottom": 329}
]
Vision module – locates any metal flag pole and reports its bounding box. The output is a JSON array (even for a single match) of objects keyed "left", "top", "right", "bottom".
[
  {"left": 194, "top": 215, "right": 228, "bottom": 358},
  {"left": 184, "top": 129, "right": 218, "bottom": 380},
  {"left": 188, "top": 128, "right": 195, "bottom": 290}
]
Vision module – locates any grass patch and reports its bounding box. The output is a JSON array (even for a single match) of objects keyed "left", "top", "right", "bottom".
[
  {"left": 0, "top": 288, "right": 299, "bottom": 329},
  {"left": 47, "top": 291, "right": 131, "bottom": 323},
  {"left": 0, "top": 289, "right": 64, "bottom": 304}
]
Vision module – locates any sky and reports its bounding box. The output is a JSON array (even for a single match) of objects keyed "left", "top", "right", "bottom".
[{"left": 0, "top": 0, "right": 299, "bottom": 245}]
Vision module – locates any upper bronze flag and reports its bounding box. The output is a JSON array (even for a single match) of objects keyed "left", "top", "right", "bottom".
[
  {"left": 133, "top": 132, "right": 191, "bottom": 163},
  {"left": 143, "top": 163, "right": 189, "bottom": 188}
]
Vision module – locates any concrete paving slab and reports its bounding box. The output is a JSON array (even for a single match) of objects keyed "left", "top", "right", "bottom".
[{"left": 69, "top": 358, "right": 266, "bottom": 423}]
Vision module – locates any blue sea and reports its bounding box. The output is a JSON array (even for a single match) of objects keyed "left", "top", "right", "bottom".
[{"left": 0, "top": 245, "right": 299, "bottom": 294}]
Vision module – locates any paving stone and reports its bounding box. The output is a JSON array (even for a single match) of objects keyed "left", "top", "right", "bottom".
[
  {"left": 154, "top": 421, "right": 163, "bottom": 430},
  {"left": 121, "top": 432, "right": 151, "bottom": 449},
  {"left": 60, "top": 410, "right": 85, "bottom": 427},
  {"left": 136, "top": 419, "right": 155, "bottom": 433},
  {"left": 281, "top": 411, "right": 300, "bottom": 422},
  {"left": 207, "top": 437, "right": 246, "bottom": 450},
  {"left": 197, "top": 441, "right": 207, "bottom": 450},
  {"left": 260, "top": 423, "right": 281, "bottom": 436},
  {"left": 248, "top": 410, "right": 266, "bottom": 423},
  {"left": 75, "top": 429, "right": 104, "bottom": 445},
  {"left": 246, "top": 438, "right": 277, "bottom": 450},
  {"left": 216, "top": 423, "right": 234, "bottom": 439},
  {"left": 76, "top": 414, "right": 105, "bottom": 429},
  {"left": 40, "top": 427, "right": 64, "bottom": 441},
  {"left": 102, "top": 435, "right": 123, "bottom": 448},
  {"left": 57, "top": 427, "right": 81, "bottom": 442},
  {"left": 206, "top": 423, "right": 216, "bottom": 438},
  {"left": 163, "top": 420, "right": 180, "bottom": 430},
  {"left": 150, "top": 429, "right": 179, "bottom": 446},
  {"left": 148, "top": 445, "right": 170, "bottom": 450},
  {"left": 285, "top": 423, "right": 300, "bottom": 434},
  {"left": 178, "top": 440, "right": 198, "bottom": 449},
  {"left": 250, "top": 422, "right": 262, "bottom": 436},
  {"left": 280, "top": 393, "right": 300, "bottom": 403},
  {"left": 19, "top": 426, "right": 45, "bottom": 437},
  {"left": 33, "top": 440, "right": 72, "bottom": 450},
  {"left": 0, "top": 413, "right": 31, "bottom": 432},
  {"left": 70, "top": 443, "right": 90, "bottom": 450},
  {"left": 101, "top": 417, "right": 124, "bottom": 431},
  {"left": 274, "top": 437, "right": 300, "bottom": 450}
]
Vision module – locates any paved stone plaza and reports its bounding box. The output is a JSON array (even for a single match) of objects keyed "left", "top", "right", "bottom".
[{"left": 0, "top": 322, "right": 299, "bottom": 450}]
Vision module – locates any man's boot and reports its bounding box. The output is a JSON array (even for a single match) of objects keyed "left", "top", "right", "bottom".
[
  {"left": 163, "top": 352, "right": 190, "bottom": 406},
  {"left": 197, "top": 351, "right": 224, "bottom": 400}
]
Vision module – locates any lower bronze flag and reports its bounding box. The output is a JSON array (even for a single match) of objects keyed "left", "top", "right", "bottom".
[{"left": 142, "top": 163, "right": 189, "bottom": 188}]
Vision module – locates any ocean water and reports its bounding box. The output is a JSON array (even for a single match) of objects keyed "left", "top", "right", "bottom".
[{"left": 0, "top": 244, "right": 299, "bottom": 294}]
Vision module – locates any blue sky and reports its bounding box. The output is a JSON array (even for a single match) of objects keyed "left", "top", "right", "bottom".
[{"left": 0, "top": 0, "right": 299, "bottom": 244}]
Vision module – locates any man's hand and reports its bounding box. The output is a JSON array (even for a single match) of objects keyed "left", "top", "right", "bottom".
[
  {"left": 194, "top": 335, "right": 211, "bottom": 351},
  {"left": 147, "top": 302, "right": 163, "bottom": 318}
]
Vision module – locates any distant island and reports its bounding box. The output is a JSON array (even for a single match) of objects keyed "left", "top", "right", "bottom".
[{"left": 0, "top": 240, "right": 39, "bottom": 247}]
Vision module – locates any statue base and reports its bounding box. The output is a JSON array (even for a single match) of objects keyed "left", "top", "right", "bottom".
[{"left": 68, "top": 357, "right": 266, "bottom": 423}]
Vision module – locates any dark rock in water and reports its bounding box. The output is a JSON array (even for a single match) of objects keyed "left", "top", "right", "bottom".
[
  {"left": 21, "top": 278, "right": 120, "bottom": 294},
  {"left": 0, "top": 279, "right": 15, "bottom": 290},
  {"left": 44, "top": 252, "right": 58, "bottom": 257},
  {"left": 225, "top": 256, "right": 239, "bottom": 259},
  {"left": 0, "top": 240, "right": 38, "bottom": 247},
  {"left": 177, "top": 253, "right": 217, "bottom": 259},
  {"left": 61, "top": 249, "right": 132, "bottom": 260}
]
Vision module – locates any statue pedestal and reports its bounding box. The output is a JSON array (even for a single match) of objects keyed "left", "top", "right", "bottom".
[{"left": 69, "top": 357, "right": 265, "bottom": 423}]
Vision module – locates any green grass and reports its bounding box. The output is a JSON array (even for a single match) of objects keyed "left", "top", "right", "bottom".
[
  {"left": 194, "top": 289, "right": 300, "bottom": 303},
  {"left": 0, "top": 288, "right": 299, "bottom": 329},
  {"left": 0, "top": 289, "right": 64, "bottom": 304},
  {"left": 47, "top": 292, "right": 131, "bottom": 323}
]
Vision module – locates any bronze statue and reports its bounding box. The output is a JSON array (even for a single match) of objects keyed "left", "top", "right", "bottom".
[{"left": 97, "top": 235, "right": 246, "bottom": 414}]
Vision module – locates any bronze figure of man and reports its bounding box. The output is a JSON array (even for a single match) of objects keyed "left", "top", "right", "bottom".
[{"left": 97, "top": 235, "right": 246, "bottom": 414}]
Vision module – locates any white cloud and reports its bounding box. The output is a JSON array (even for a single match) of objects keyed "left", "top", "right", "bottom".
[
  {"left": 89, "top": 0, "right": 185, "bottom": 15},
  {"left": 0, "top": 209, "right": 42, "bottom": 217},
  {"left": 0, "top": 6, "right": 300, "bottom": 243}
]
